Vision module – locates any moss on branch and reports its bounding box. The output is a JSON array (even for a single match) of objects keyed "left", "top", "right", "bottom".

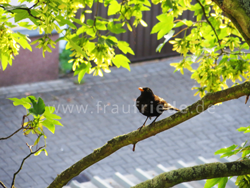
[
  {"left": 132, "top": 159, "right": 250, "bottom": 188},
  {"left": 47, "top": 81, "right": 250, "bottom": 188}
]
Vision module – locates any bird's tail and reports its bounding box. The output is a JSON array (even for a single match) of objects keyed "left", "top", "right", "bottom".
[{"left": 163, "top": 104, "right": 180, "bottom": 111}]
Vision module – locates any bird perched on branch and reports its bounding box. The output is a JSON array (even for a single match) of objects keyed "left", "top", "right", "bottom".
[{"left": 136, "top": 87, "right": 180, "bottom": 130}]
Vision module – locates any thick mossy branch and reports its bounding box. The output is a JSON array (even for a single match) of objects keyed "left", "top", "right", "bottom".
[
  {"left": 132, "top": 159, "right": 250, "bottom": 188},
  {"left": 47, "top": 81, "right": 250, "bottom": 188},
  {"left": 213, "top": 0, "right": 250, "bottom": 46}
]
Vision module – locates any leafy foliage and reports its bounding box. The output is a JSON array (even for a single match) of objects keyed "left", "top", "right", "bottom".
[
  {"left": 151, "top": 0, "right": 250, "bottom": 97},
  {"left": 205, "top": 177, "right": 228, "bottom": 188},
  {"left": 1, "top": 1, "right": 250, "bottom": 187},
  {"left": 0, "top": 0, "right": 153, "bottom": 82},
  {"left": 204, "top": 125, "right": 250, "bottom": 188},
  {"left": 1, "top": 0, "right": 248, "bottom": 90},
  {"left": 8, "top": 96, "right": 63, "bottom": 156}
]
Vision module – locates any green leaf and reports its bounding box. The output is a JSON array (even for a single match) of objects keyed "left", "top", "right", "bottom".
[
  {"left": 18, "top": 22, "right": 34, "bottom": 30},
  {"left": 205, "top": 178, "right": 221, "bottom": 188},
  {"left": 106, "top": 38, "right": 116, "bottom": 47},
  {"left": 85, "top": 0, "right": 93, "bottom": 8},
  {"left": 8, "top": 97, "right": 31, "bottom": 109},
  {"left": 244, "top": 129, "right": 250, "bottom": 133},
  {"left": 74, "top": 62, "right": 91, "bottom": 82},
  {"left": 174, "top": 19, "right": 193, "bottom": 28},
  {"left": 28, "top": 9, "right": 39, "bottom": 25},
  {"left": 45, "top": 106, "right": 55, "bottom": 113},
  {"left": 87, "top": 19, "right": 94, "bottom": 26},
  {"left": 218, "top": 177, "right": 228, "bottom": 188},
  {"left": 28, "top": 97, "right": 45, "bottom": 116},
  {"left": 34, "top": 149, "right": 43, "bottom": 156},
  {"left": 71, "top": 17, "right": 84, "bottom": 25},
  {"left": 44, "top": 111, "right": 61, "bottom": 120},
  {"left": 117, "top": 41, "right": 134, "bottom": 55},
  {"left": 34, "top": 134, "right": 42, "bottom": 146},
  {"left": 108, "top": 0, "right": 121, "bottom": 16},
  {"left": 13, "top": 9, "right": 29, "bottom": 22},
  {"left": 112, "top": 54, "right": 131, "bottom": 71},
  {"left": 214, "top": 145, "right": 238, "bottom": 155},
  {"left": 151, "top": 14, "right": 174, "bottom": 40},
  {"left": 158, "top": 25, "right": 172, "bottom": 40},
  {"left": 43, "top": 106, "right": 63, "bottom": 128},
  {"left": 51, "top": 120, "right": 63, "bottom": 126},
  {"left": 238, "top": 127, "right": 248, "bottom": 132},
  {"left": 67, "top": 38, "right": 85, "bottom": 56},
  {"left": 42, "top": 119, "right": 56, "bottom": 133},
  {"left": 151, "top": 22, "right": 164, "bottom": 34},
  {"left": 78, "top": 69, "right": 87, "bottom": 83},
  {"left": 242, "top": 149, "right": 250, "bottom": 158},
  {"left": 55, "top": 36, "right": 65, "bottom": 43},
  {"left": 43, "top": 148, "right": 48, "bottom": 156},
  {"left": 1, "top": 53, "right": 9, "bottom": 71},
  {"left": 108, "top": 22, "right": 126, "bottom": 34},
  {"left": 127, "top": 23, "right": 132, "bottom": 31},
  {"left": 156, "top": 13, "right": 169, "bottom": 22},
  {"left": 156, "top": 30, "right": 175, "bottom": 52},
  {"left": 240, "top": 43, "right": 249, "bottom": 50},
  {"left": 96, "top": 22, "right": 107, "bottom": 30},
  {"left": 55, "top": 15, "right": 77, "bottom": 29},
  {"left": 18, "top": 37, "right": 32, "bottom": 51}
]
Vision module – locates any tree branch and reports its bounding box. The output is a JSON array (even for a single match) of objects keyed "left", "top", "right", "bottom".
[
  {"left": 0, "top": 1, "right": 41, "bottom": 21},
  {"left": 47, "top": 81, "right": 250, "bottom": 188},
  {"left": 132, "top": 159, "right": 250, "bottom": 188},
  {"left": 0, "top": 126, "right": 24, "bottom": 141},
  {"left": 0, "top": 181, "right": 7, "bottom": 188},
  {"left": 0, "top": 115, "right": 32, "bottom": 140},
  {"left": 11, "top": 146, "right": 45, "bottom": 188}
]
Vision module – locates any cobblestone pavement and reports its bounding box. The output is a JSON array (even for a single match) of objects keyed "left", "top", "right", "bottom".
[{"left": 0, "top": 56, "right": 249, "bottom": 188}]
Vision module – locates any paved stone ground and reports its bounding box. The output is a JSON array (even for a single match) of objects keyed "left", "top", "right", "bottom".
[{"left": 0, "top": 56, "right": 249, "bottom": 188}]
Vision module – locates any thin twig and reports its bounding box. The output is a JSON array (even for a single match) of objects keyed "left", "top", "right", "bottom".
[
  {"left": 196, "top": 0, "right": 222, "bottom": 51},
  {"left": 132, "top": 143, "right": 137, "bottom": 151},
  {"left": 0, "top": 3, "right": 41, "bottom": 20},
  {"left": 0, "top": 126, "right": 33, "bottom": 140},
  {"left": 0, "top": 115, "right": 32, "bottom": 140},
  {"left": 0, "top": 181, "right": 7, "bottom": 188},
  {"left": 173, "top": 27, "right": 189, "bottom": 38},
  {"left": 93, "top": 0, "right": 99, "bottom": 27},
  {"left": 26, "top": 143, "right": 33, "bottom": 153},
  {"left": 92, "top": 0, "right": 101, "bottom": 37},
  {"left": 11, "top": 146, "right": 45, "bottom": 188},
  {"left": 245, "top": 95, "right": 249, "bottom": 104},
  {"left": 0, "top": 127, "right": 24, "bottom": 140},
  {"left": 29, "top": 0, "right": 40, "bottom": 9}
]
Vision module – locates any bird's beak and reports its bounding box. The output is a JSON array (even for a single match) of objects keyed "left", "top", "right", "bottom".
[{"left": 138, "top": 87, "right": 144, "bottom": 92}]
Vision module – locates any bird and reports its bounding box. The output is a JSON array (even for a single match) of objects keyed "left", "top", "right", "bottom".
[{"left": 136, "top": 87, "right": 180, "bottom": 130}]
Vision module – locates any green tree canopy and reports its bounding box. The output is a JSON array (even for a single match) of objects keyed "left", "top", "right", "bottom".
[{"left": 1, "top": 0, "right": 250, "bottom": 188}]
